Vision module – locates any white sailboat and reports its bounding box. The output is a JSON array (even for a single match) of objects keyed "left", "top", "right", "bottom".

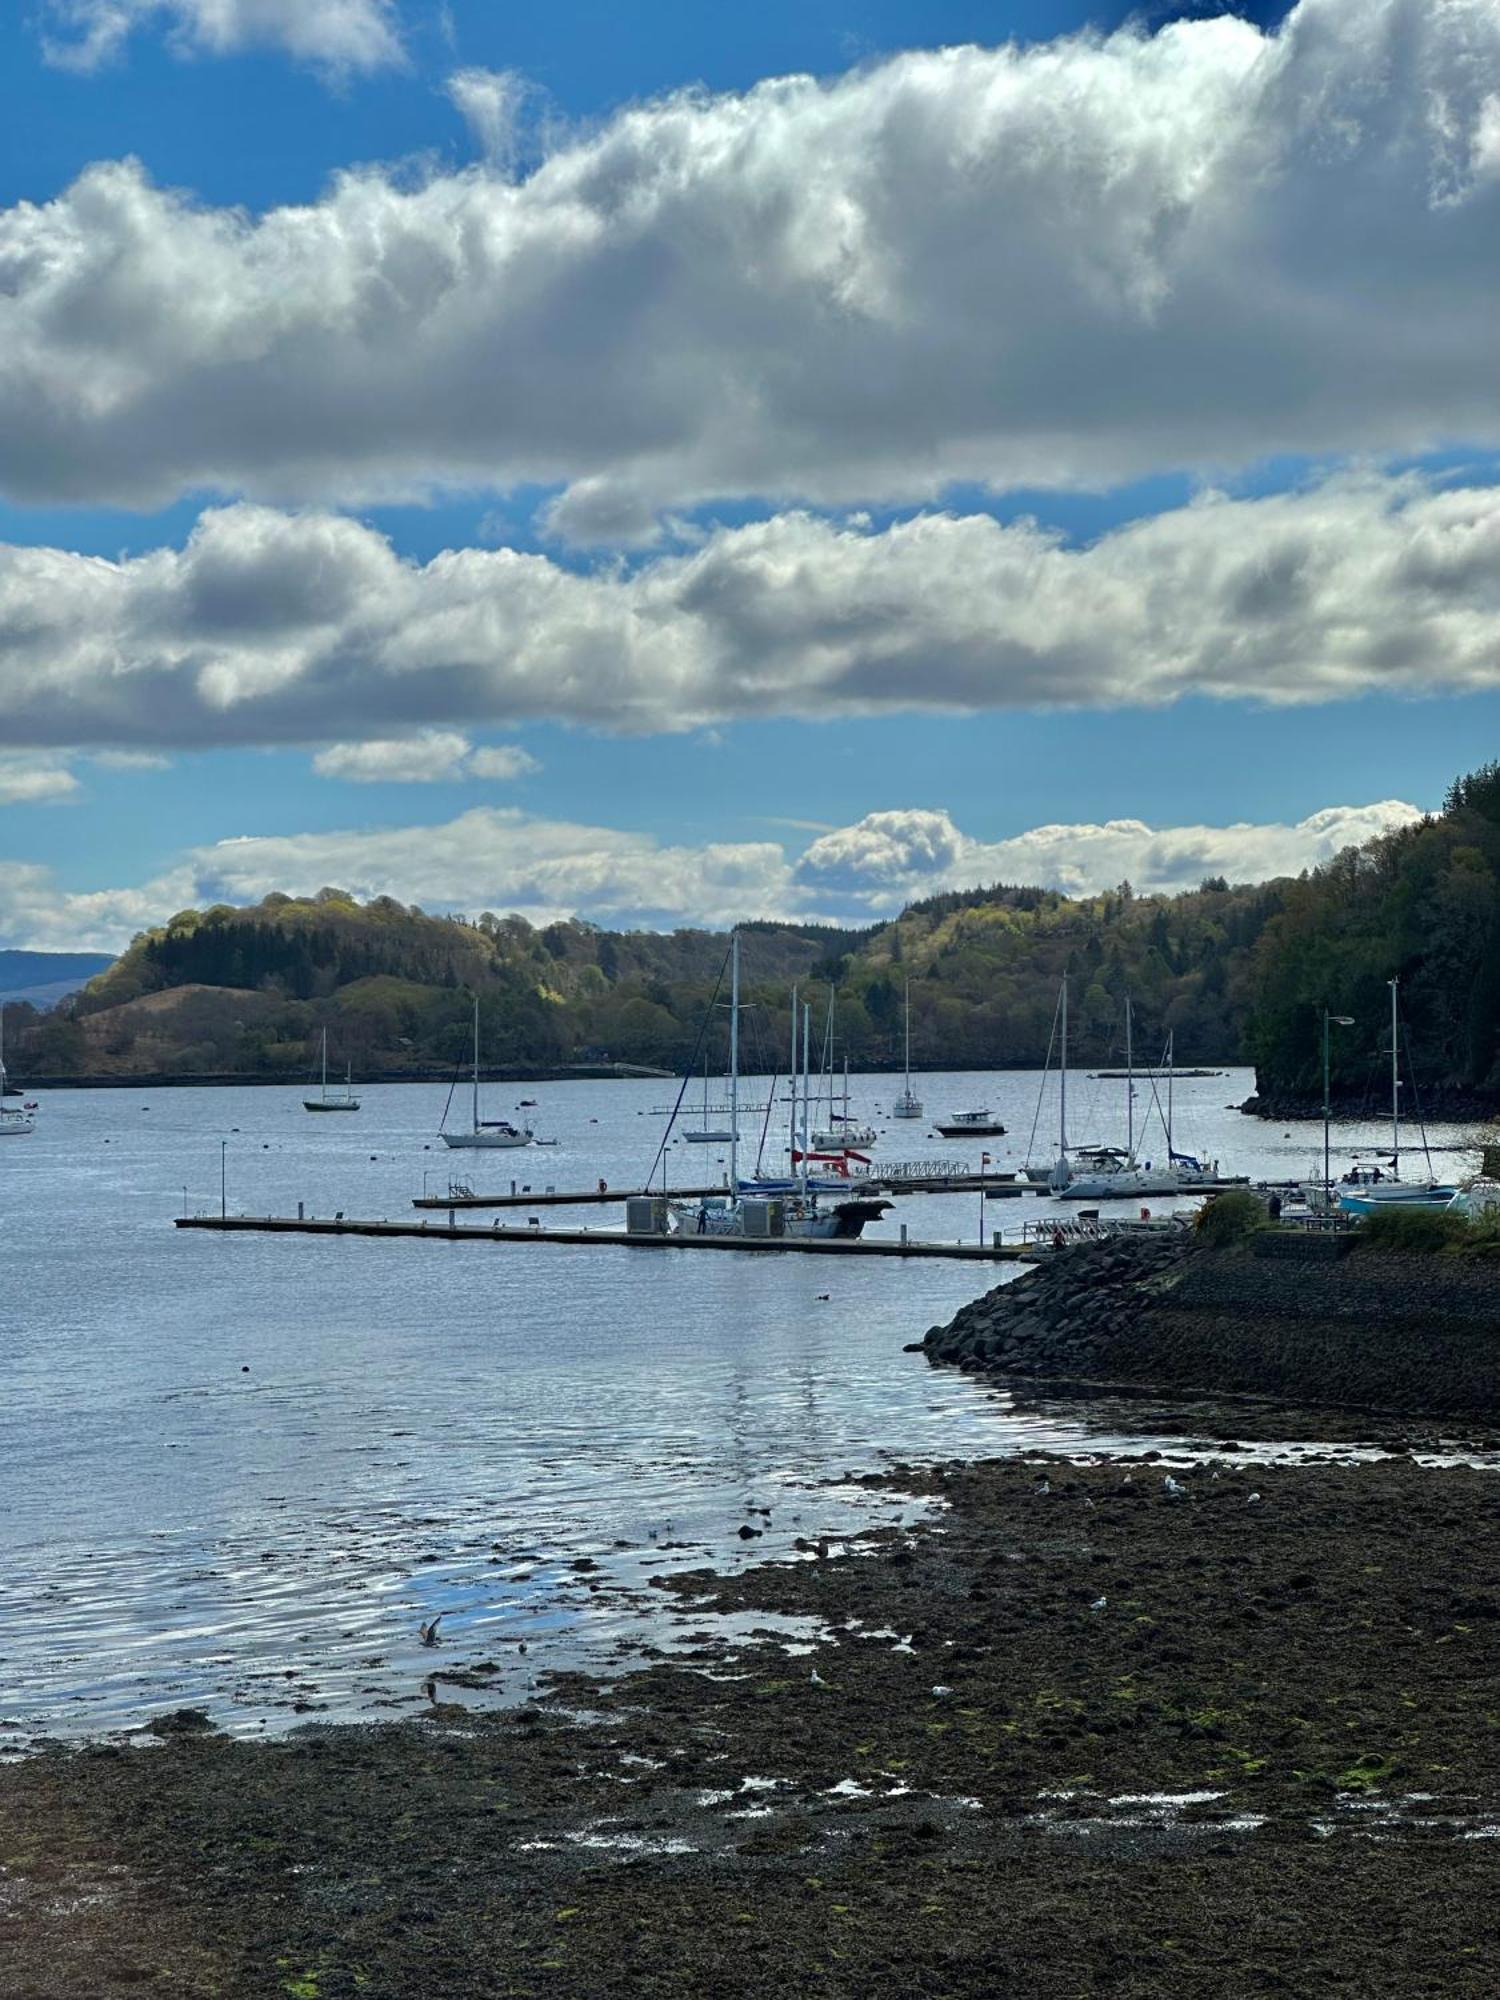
[
  {"left": 1058, "top": 996, "right": 1178, "bottom": 1200},
  {"left": 0, "top": 1008, "right": 36, "bottom": 1137},
  {"left": 1338, "top": 979, "right": 1458, "bottom": 1213},
  {"left": 442, "top": 995, "right": 534, "bottom": 1150},
  {"left": 891, "top": 980, "right": 923, "bottom": 1119},
  {"left": 303, "top": 1027, "right": 361, "bottom": 1112}
]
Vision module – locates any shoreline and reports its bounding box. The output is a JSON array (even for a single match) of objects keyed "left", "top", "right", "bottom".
[{"left": 3, "top": 1440, "right": 1497, "bottom": 1997}]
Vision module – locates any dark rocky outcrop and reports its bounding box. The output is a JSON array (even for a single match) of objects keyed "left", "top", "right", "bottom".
[{"left": 925, "top": 1231, "right": 1500, "bottom": 1418}]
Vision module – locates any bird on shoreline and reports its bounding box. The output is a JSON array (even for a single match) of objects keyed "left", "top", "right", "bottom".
[{"left": 419, "top": 1614, "right": 444, "bottom": 1647}]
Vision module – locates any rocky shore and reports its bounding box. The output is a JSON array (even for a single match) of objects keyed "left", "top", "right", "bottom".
[
  {"left": 923, "top": 1229, "right": 1500, "bottom": 1417},
  {"left": 2, "top": 1452, "right": 1497, "bottom": 1998}
]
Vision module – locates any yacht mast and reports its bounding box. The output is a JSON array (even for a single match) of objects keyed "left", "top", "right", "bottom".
[
  {"left": 800, "top": 1003, "right": 812, "bottom": 1197},
  {"left": 903, "top": 980, "right": 912, "bottom": 1096},
  {"left": 1390, "top": 976, "right": 1400, "bottom": 1173},
  {"left": 728, "top": 933, "right": 740, "bottom": 1193},
  {"left": 1166, "top": 1030, "right": 1175, "bottom": 1158},
  {"left": 1125, "top": 994, "right": 1134, "bottom": 1160},
  {"left": 471, "top": 993, "right": 481, "bottom": 1135},
  {"left": 321, "top": 1025, "right": 329, "bottom": 1100},
  {"left": 1059, "top": 972, "right": 1069, "bottom": 1155}
]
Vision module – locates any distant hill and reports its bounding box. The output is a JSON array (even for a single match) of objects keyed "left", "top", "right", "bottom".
[
  {"left": 0, "top": 950, "right": 113, "bottom": 1005},
  {"left": 6, "top": 880, "right": 1273, "bottom": 1081},
  {"left": 13, "top": 766, "right": 1500, "bottom": 1105}
]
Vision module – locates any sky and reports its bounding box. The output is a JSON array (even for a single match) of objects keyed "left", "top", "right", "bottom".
[{"left": 2, "top": 0, "right": 1498, "bottom": 950}]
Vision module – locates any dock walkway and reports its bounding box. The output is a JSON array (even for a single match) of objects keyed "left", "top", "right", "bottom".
[{"left": 176, "top": 1215, "right": 1027, "bottom": 1260}]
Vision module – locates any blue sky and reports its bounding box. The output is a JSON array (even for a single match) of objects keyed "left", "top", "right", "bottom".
[{"left": 1, "top": 0, "right": 1497, "bottom": 947}]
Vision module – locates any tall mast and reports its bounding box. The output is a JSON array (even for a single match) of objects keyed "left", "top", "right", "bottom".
[
  {"left": 903, "top": 980, "right": 912, "bottom": 1094},
  {"left": 1167, "top": 1031, "right": 1175, "bottom": 1158},
  {"left": 1390, "top": 976, "right": 1400, "bottom": 1172},
  {"left": 472, "top": 993, "right": 480, "bottom": 1134},
  {"left": 1059, "top": 972, "right": 1069, "bottom": 1156},
  {"left": 321, "top": 1025, "right": 328, "bottom": 1098},
  {"left": 728, "top": 932, "right": 740, "bottom": 1194},
  {"left": 800, "top": 1003, "right": 811, "bottom": 1196},
  {"left": 1125, "top": 994, "right": 1134, "bottom": 1159},
  {"left": 788, "top": 983, "right": 798, "bottom": 1162}
]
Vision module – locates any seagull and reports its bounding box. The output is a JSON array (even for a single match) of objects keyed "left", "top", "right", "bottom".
[
  {"left": 419, "top": 1614, "right": 444, "bottom": 1647},
  {"left": 809, "top": 1668, "right": 827, "bottom": 1687},
  {"left": 1163, "top": 1474, "right": 1187, "bottom": 1499},
  {"left": 930, "top": 1685, "right": 954, "bottom": 1698},
  {"left": 1246, "top": 1491, "right": 1262, "bottom": 1506},
  {"left": 1090, "top": 1596, "right": 1108, "bottom": 1612},
  {"left": 1033, "top": 1477, "right": 1051, "bottom": 1496}
]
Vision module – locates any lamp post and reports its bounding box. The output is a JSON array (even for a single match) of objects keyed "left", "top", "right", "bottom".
[
  {"left": 220, "top": 1137, "right": 228, "bottom": 1220},
  {"left": 1322, "top": 1009, "right": 1355, "bottom": 1193}
]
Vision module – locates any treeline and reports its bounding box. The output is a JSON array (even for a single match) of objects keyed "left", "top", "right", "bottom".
[
  {"left": 11, "top": 763, "right": 1500, "bottom": 1100},
  {"left": 1247, "top": 764, "right": 1500, "bottom": 1112}
]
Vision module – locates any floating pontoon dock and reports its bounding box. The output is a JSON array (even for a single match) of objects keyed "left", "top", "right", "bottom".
[
  {"left": 175, "top": 1214, "right": 1028, "bottom": 1260},
  {"left": 412, "top": 1172, "right": 1040, "bottom": 1211}
]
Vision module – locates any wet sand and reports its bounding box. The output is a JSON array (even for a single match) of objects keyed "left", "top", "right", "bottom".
[{"left": 3, "top": 1449, "right": 1497, "bottom": 1997}]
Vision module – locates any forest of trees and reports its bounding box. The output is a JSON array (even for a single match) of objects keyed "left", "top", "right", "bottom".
[{"left": 8, "top": 763, "right": 1500, "bottom": 1108}]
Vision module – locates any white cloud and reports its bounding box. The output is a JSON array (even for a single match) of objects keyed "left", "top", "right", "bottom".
[
  {"left": 446, "top": 68, "right": 529, "bottom": 170},
  {"left": 312, "top": 731, "right": 539, "bottom": 782},
  {"left": 0, "top": 796, "right": 1425, "bottom": 952},
  {"left": 5, "top": 0, "right": 1500, "bottom": 517},
  {"left": 0, "top": 759, "right": 80, "bottom": 806},
  {"left": 42, "top": 0, "right": 402, "bottom": 73},
  {"left": 5, "top": 476, "right": 1500, "bottom": 748},
  {"left": 797, "top": 802, "right": 1427, "bottom": 907}
]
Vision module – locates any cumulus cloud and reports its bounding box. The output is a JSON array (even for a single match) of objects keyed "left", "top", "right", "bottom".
[
  {"left": 0, "top": 797, "right": 1425, "bottom": 951},
  {"left": 5, "top": 476, "right": 1500, "bottom": 748},
  {"left": 42, "top": 0, "right": 403, "bottom": 73},
  {"left": 3, "top": 0, "right": 1499, "bottom": 516},
  {"left": 0, "top": 759, "right": 80, "bottom": 806},
  {"left": 796, "top": 802, "right": 1427, "bottom": 908},
  {"left": 311, "top": 731, "right": 538, "bottom": 783}
]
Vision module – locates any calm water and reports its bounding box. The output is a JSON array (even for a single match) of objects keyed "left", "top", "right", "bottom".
[{"left": 2, "top": 1066, "right": 1487, "bottom": 1742}]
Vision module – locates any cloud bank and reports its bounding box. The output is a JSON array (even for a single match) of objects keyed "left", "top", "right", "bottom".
[
  {"left": 0, "top": 798, "right": 1423, "bottom": 952},
  {"left": 4, "top": 477, "right": 1500, "bottom": 749},
  {"left": 4, "top": 0, "right": 1499, "bottom": 519},
  {"left": 42, "top": 0, "right": 403, "bottom": 73}
]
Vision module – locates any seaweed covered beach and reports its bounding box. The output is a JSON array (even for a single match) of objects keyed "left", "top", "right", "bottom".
[{"left": 4, "top": 1448, "right": 1498, "bottom": 1998}]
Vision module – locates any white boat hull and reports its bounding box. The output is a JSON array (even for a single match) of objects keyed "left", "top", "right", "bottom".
[{"left": 442, "top": 1130, "right": 534, "bottom": 1150}]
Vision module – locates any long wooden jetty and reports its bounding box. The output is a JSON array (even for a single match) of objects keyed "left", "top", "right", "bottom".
[
  {"left": 413, "top": 1172, "right": 1040, "bottom": 1211},
  {"left": 175, "top": 1215, "right": 1027, "bottom": 1260}
]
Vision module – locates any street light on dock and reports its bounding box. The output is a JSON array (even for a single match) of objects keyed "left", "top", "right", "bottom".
[{"left": 1322, "top": 1009, "right": 1355, "bottom": 1194}]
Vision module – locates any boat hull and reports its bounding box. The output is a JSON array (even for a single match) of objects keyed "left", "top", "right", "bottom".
[
  {"left": 935, "top": 1123, "right": 1005, "bottom": 1139},
  {"left": 1338, "top": 1185, "right": 1460, "bottom": 1216},
  {"left": 304, "top": 1100, "right": 360, "bottom": 1112},
  {"left": 442, "top": 1131, "right": 534, "bottom": 1150}
]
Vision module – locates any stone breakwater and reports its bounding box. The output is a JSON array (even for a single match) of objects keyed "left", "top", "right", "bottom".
[{"left": 924, "top": 1231, "right": 1500, "bottom": 1418}]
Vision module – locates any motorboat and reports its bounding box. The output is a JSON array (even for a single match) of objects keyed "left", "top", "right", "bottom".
[{"left": 935, "top": 1111, "right": 1006, "bottom": 1138}]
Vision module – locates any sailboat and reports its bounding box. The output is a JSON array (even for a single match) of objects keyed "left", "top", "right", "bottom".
[
  {"left": 303, "top": 1027, "right": 361, "bottom": 1112},
  {"left": 891, "top": 980, "right": 923, "bottom": 1119},
  {"left": 0, "top": 1008, "right": 35, "bottom": 1137},
  {"left": 670, "top": 942, "right": 891, "bottom": 1239},
  {"left": 810, "top": 1001, "right": 877, "bottom": 1149},
  {"left": 442, "top": 996, "right": 534, "bottom": 1150},
  {"left": 1058, "top": 997, "right": 1178, "bottom": 1200},
  {"left": 1337, "top": 979, "right": 1458, "bottom": 1213}
]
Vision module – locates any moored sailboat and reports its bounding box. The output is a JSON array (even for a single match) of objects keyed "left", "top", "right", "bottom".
[
  {"left": 303, "top": 1027, "right": 361, "bottom": 1112},
  {"left": 891, "top": 980, "right": 923, "bottom": 1119},
  {"left": 442, "top": 996, "right": 535, "bottom": 1150}
]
